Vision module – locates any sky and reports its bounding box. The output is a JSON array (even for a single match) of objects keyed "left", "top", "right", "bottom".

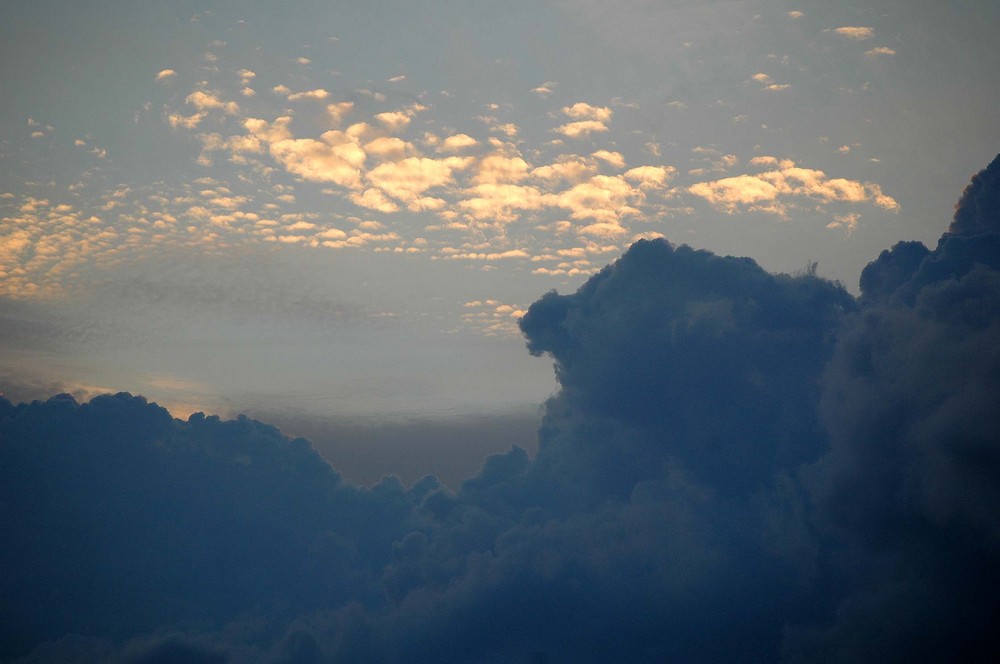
[
  {"left": 3, "top": 0, "right": 999, "bottom": 446},
  {"left": 2, "top": 1, "right": 1000, "bottom": 660}
]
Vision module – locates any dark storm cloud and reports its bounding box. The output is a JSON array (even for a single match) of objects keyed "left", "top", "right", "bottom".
[
  {"left": 0, "top": 393, "right": 430, "bottom": 662},
  {"left": 787, "top": 155, "right": 1000, "bottom": 660},
  {"left": 950, "top": 152, "right": 1000, "bottom": 236},
  {"left": 4, "top": 156, "right": 1000, "bottom": 662}
]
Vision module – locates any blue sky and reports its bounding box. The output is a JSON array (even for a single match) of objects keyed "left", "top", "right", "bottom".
[{"left": 2, "top": 0, "right": 999, "bottom": 425}]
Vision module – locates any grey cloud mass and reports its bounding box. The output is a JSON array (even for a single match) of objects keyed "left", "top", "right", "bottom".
[{"left": 3, "top": 156, "right": 1000, "bottom": 661}]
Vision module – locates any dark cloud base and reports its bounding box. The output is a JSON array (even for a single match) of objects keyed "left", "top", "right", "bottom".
[{"left": 4, "top": 157, "right": 1000, "bottom": 662}]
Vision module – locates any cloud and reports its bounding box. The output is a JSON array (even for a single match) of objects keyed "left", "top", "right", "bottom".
[
  {"left": 366, "top": 157, "right": 457, "bottom": 203},
  {"left": 286, "top": 88, "right": 330, "bottom": 101},
  {"left": 375, "top": 111, "right": 413, "bottom": 132},
  {"left": 788, "top": 158, "right": 1000, "bottom": 659},
  {"left": 562, "top": 102, "right": 613, "bottom": 122},
  {"left": 832, "top": 26, "right": 875, "bottom": 40},
  {"left": 326, "top": 101, "right": 354, "bottom": 126},
  {"left": 591, "top": 150, "right": 625, "bottom": 168},
  {"left": 438, "top": 133, "right": 479, "bottom": 153},
  {"left": 0, "top": 392, "right": 429, "bottom": 660},
  {"left": 258, "top": 125, "right": 367, "bottom": 189},
  {"left": 185, "top": 90, "right": 240, "bottom": 115},
  {"left": 865, "top": 46, "right": 896, "bottom": 57},
  {"left": 554, "top": 120, "right": 610, "bottom": 138},
  {"left": 363, "top": 136, "right": 415, "bottom": 161},
  {"left": 154, "top": 69, "right": 176, "bottom": 82},
  {"left": 688, "top": 160, "right": 899, "bottom": 215}
]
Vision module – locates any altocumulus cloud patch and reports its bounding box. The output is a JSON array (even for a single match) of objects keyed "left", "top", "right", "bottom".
[{"left": 3, "top": 156, "right": 1000, "bottom": 662}]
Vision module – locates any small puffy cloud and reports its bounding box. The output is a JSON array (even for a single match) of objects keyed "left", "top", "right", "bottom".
[
  {"left": 827, "top": 212, "right": 860, "bottom": 234},
  {"left": 439, "top": 134, "right": 479, "bottom": 153},
  {"left": 272, "top": 84, "right": 291, "bottom": 95},
  {"left": 832, "top": 26, "right": 875, "bottom": 40},
  {"left": 592, "top": 150, "right": 626, "bottom": 168},
  {"left": 375, "top": 111, "right": 412, "bottom": 132},
  {"left": 237, "top": 69, "right": 256, "bottom": 84},
  {"left": 562, "top": 102, "right": 613, "bottom": 122},
  {"left": 865, "top": 46, "right": 896, "bottom": 57},
  {"left": 576, "top": 221, "right": 628, "bottom": 237},
  {"left": 168, "top": 112, "right": 205, "bottom": 129},
  {"left": 296, "top": 56, "right": 311, "bottom": 65},
  {"left": 185, "top": 91, "right": 239, "bottom": 115},
  {"left": 554, "top": 120, "right": 610, "bottom": 139},
  {"left": 624, "top": 166, "right": 675, "bottom": 188},
  {"left": 287, "top": 89, "right": 330, "bottom": 101},
  {"left": 788, "top": 10, "right": 804, "bottom": 19},
  {"left": 155, "top": 69, "right": 177, "bottom": 83}
]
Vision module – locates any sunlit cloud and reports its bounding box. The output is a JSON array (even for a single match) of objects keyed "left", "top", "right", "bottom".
[
  {"left": 438, "top": 134, "right": 479, "bottom": 153},
  {"left": 155, "top": 69, "right": 177, "bottom": 83},
  {"left": 832, "top": 26, "right": 875, "bottom": 40},
  {"left": 688, "top": 160, "right": 899, "bottom": 216},
  {"left": 286, "top": 88, "right": 330, "bottom": 101}
]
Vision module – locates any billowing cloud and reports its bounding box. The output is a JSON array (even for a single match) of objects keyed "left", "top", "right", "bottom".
[{"left": 5, "top": 156, "right": 1000, "bottom": 662}]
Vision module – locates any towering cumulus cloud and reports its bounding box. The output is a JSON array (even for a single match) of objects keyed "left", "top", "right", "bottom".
[
  {"left": 789, "top": 154, "right": 1000, "bottom": 661},
  {"left": 3, "top": 156, "right": 1000, "bottom": 661}
]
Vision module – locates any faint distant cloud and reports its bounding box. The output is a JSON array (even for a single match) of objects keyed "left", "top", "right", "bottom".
[
  {"left": 387, "top": 74, "right": 406, "bottom": 83},
  {"left": 787, "top": 10, "right": 804, "bottom": 19},
  {"left": 832, "top": 26, "right": 875, "bottom": 40},
  {"left": 865, "top": 46, "right": 896, "bottom": 57},
  {"left": 155, "top": 69, "right": 177, "bottom": 83},
  {"left": 531, "top": 81, "right": 558, "bottom": 97}
]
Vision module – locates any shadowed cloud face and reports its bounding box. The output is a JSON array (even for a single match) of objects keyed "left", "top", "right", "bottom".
[{"left": 2, "top": 156, "right": 1000, "bottom": 662}]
